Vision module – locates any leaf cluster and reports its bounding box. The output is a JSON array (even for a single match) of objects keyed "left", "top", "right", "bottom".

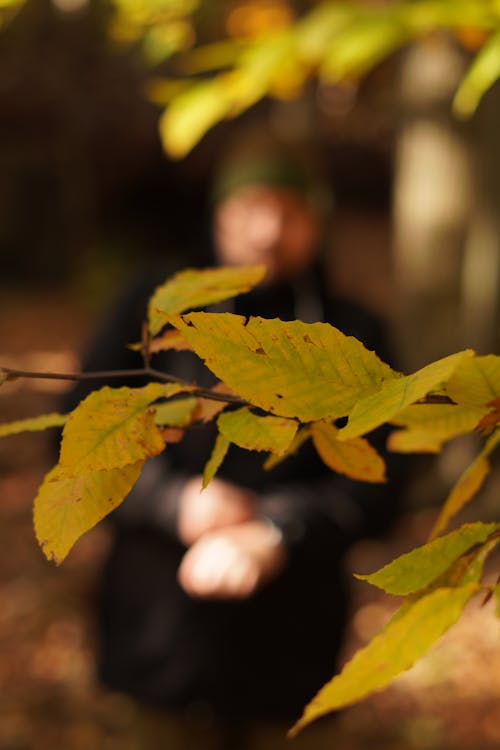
[{"left": 2, "top": 265, "right": 500, "bottom": 732}]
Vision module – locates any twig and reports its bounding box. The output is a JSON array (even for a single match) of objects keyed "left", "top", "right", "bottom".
[{"left": 0, "top": 365, "right": 247, "bottom": 406}]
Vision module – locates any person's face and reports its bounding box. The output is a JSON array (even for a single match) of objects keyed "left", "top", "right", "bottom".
[{"left": 213, "top": 184, "right": 320, "bottom": 282}]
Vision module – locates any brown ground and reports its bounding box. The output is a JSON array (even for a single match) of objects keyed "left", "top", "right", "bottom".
[{"left": 0, "top": 286, "right": 499, "bottom": 750}]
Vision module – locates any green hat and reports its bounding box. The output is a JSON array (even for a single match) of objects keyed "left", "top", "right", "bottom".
[{"left": 210, "top": 128, "right": 331, "bottom": 215}]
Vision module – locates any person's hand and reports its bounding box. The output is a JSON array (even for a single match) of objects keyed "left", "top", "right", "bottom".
[
  {"left": 177, "top": 520, "right": 287, "bottom": 600},
  {"left": 177, "top": 476, "right": 256, "bottom": 547}
]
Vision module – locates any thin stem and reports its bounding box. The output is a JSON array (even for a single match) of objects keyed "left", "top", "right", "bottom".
[{"left": 0, "top": 365, "right": 248, "bottom": 406}]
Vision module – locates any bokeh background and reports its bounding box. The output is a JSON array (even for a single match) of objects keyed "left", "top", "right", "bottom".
[{"left": 1, "top": 1, "right": 500, "bottom": 747}]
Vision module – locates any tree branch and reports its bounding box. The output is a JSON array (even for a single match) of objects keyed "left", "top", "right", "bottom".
[{"left": 0, "top": 365, "right": 247, "bottom": 406}]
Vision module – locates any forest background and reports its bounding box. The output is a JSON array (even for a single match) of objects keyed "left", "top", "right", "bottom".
[{"left": 2, "top": 1, "right": 500, "bottom": 748}]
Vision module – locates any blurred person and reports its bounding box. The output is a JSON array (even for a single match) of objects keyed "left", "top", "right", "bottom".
[{"left": 64, "top": 129, "right": 407, "bottom": 749}]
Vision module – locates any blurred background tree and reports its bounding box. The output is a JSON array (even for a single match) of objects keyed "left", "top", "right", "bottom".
[{"left": 2, "top": 0, "right": 500, "bottom": 362}]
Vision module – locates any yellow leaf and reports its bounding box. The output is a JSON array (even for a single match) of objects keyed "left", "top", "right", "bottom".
[
  {"left": 59, "top": 383, "right": 178, "bottom": 475},
  {"left": 357, "top": 521, "right": 499, "bottom": 595},
  {"left": 168, "top": 313, "right": 397, "bottom": 422},
  {"left": 453, "top": 29, "right": 500, "bottom": 118},
  {"left": 192, "top": 388, "right": 229, "bottom": 423},
  {"left": 148, "top": 265, "right": 266, "bottom": 336},
  {"left": 0, "top": 412, "right": 68, "bottom": 438},
  {"left": 159, "top": 78, "right": 231, "bottom": 159},
  {"left": 339, "top": 351, "right": 474, "bottom": 441},
  {"left": 445, "top": 355, "right": 500, "bottom": 407},
  {"left": 34, "top": 462, "right": 143, "bottom": 564},
  {"left": 149, "top": 329, "right": 193, "bottom": 354},
  {"left": 154, "top": 397, "right": 198, "bottom": 427},
  {"left": 264, "top": 426, "right": 310, "bottom": 470},
  {"left": 388, "top": 403, "right": 487, "bottom": 454},
  {"left": 290, "top": 584, "right": 478, "bottom": 736},
  {"left": 217, "top": 407, "right": 297, "bottom": 455},
  {"left": 311, "top": 421, "right": 385, "bottom": 483},
  {"left": 202, "top": 433, "right": 230, "bottom": 489},
  {"left": 430, "top": 429, "right": 500, "bottom": 539}
]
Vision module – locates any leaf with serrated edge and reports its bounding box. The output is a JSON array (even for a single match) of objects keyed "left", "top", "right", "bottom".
[
  {"left": 168, "top": 313, "right": 397, "bottom": 422},
  {"left": 446, "top": 355, "right": 500, "bottom": 407},
  {"left": 0, "top": 412, "right": 68, "bottom": 438},
  {"left": 388, "top": 403, "right": 487, "bottom": 454},
  {"left": 339, "top": 350, "right": 474, "bottom": 441},
  {"left": 34, "top": 462, "right": 143, "bottom": 564},
  {"left": 148, "top": 266, "right": 266, "bottom": 336},
  {"left": 430, "top": 430, "right": 500, "bottom": 539},
  {"left": 59, "top": 383, "right": 183, "bottom": 475},
  {"left": 289, "top": 584, "right": 478, "bottom": 736},
  {"left": 357, "top": 521, "right": 499, "bottom": 595},
  {"left": 311, "top": 421, "right": 385, "bottom": 483},
  {"left": 218, "top": 408, "right": 297, "bottom": 455},
  {"left": 202, "top": 433, "right": 230, "bottom": 489}
]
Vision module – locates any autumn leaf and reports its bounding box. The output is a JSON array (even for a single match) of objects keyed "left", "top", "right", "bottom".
[
  {"left": 202, "top": 433, "right": 230, "bottom": 488},
  {"left": 476, "top": 397, "right": 500, "bottom": 433},
  {"left": 357, "top": 521, "right": 499, "bottom": 596},
  {"left": 168, "top": 312, "right": 397, "bottom": 422},
  {"left": 59, "top": 383, "right": 183, "bottom": 475},
  {"left": 289, "top": 584, "right": 478, "bottom": 736},
  {"left": 388, "top": 403, "right": 487, "bottom": 453},
  {"left": 430, "top": 429, "right": 500, "bottom": 539},
  {"left": 192, "top": 383, "right": 233, "bottom": 423},
  {"left": 311, "top": 421, "right": 385, "bottom": 482},
  {"left": 217, "top": 408, "right": 298, "bottom": 455},
  {"left": 34, "top": 462, "right": 143, "bottom": 564},
  {"left": 154, "top": 397, "right": 198, "bottom": 427},
  {"left": 339, "top": 350, "right": 474, "bottom": 441},
  {"left": 149, "top": 328, "right": 194, "bottom": 353},
  {"left": 445, "top": 354, "right": 500, "bottom": 407},
  {"left": 264, "top": 426, "right": 311, "bottom": 470},
  {"left": 148, "top": 265, "right": 266, "bottom": 336},
  {"left": 0, "top": 412, "right": 68, "bottom": 437}
]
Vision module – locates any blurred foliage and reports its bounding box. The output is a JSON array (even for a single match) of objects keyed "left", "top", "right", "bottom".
[
  {"left": 4, "top": 1, "right": 500, "bottom": 157},
  {"left": 105, "top": 0, "right": 500, "bottom": 156}
]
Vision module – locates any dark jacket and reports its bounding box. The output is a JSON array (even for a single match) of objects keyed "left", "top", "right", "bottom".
[{"left": 65, "top": 264, "right": 407, "bottom": 721}]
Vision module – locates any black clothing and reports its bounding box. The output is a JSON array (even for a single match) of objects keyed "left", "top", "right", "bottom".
[{"left": 66, "top": 265, "right": 405, "bottom": 721}]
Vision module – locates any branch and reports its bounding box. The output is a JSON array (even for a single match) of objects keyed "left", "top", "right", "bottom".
[{"left": 0, "top": 365, "right": 247, "bottom": 406}]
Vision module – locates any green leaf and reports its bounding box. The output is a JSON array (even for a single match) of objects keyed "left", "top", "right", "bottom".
[
  {"left": 311, "top": 421, "right": 385, "bottom": 483},
  {"left": 217, "top": 408, "right": 297, "bottom": 455},
  {"left": 339, "top": 350, "right": 474, "bottom": 441},
  {"left": 202, "top": 433, "right": 230, "bottom": 489},
  {"left": 430, "top": 429, "right": 500, "bottom": 539},
  {"left": 148, "top": 266, "right": 266, "bottom": 336},
  {"left": 59, "top": 383, "right": 179, "bottom": 475},
  {"left": 356, "top": 521, "right": 499, "bottom": 595},
  {"left": 454, "top": 29, "right": 500, "bottom": 118},
  {"left": 388, "top": 403, "right": 487, "bottom": 453},
  {"left": 154, "top": 397, "right": 198, "bottom": 427},
  {"left": 289, "top": 584, "right": 478, "bottom": 736},
  {"left": 445, "top": 355, "right": 500, "bottom": 407},
  {"left": 0, "top": 412, "right": 68, "bottom": 437},
  {"left": 168, "top": 312, "right": 397, "bottom": 422},
  {"left": 34, "top": 461, "right": 143, "bottom": 564}
]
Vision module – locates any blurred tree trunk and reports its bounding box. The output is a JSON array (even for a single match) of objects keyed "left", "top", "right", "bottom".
[{"left": 392, "top": 36, "right": 472, "bottom": 371}]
